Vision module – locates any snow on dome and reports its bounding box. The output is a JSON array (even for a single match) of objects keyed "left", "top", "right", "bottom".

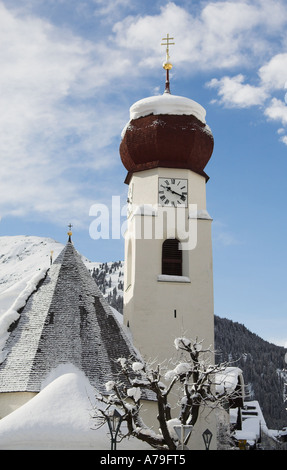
[
  {"left": 129, "top": 93, "right": 206, "bottom": 124},
  {"left": 120, "top": 92, "right": 214, "bottom": 177}
]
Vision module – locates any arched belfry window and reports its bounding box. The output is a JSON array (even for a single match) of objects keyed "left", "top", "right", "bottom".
[{"left": 162, "top": 238, "right": 182, "bottom": 276}]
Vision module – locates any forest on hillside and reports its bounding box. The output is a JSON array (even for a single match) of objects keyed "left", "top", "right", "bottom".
[
  {"left": 91, "top": 261, "right": 124, "bottom": 313},
  {"left": 214, "top": 315, "right": 287, "bottom": 430}
]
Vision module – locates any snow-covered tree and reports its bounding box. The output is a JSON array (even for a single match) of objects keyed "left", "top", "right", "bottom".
[{"left": 94, "top": 337, "right": 243, "bottom": 450}]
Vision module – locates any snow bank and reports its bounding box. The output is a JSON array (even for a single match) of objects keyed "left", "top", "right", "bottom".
[{"left": 0, "top": 365, "right": 151, "bottom": 450}]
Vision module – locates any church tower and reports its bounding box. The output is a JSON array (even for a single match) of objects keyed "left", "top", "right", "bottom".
[{"left": 120, "top": 37, "right": 214, "bottom": 364}]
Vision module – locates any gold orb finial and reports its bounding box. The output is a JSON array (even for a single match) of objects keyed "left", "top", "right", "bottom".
[
  {"left": 163, "top": 61, "right": 173, "bottom": 70},
  {"left": 161, "top": 34, "right": 175, "bottom": 93}
]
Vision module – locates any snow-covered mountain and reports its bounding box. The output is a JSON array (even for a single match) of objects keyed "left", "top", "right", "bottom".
[
  {"left": 0, "top": 235, "right": 124, "bottom": 319},
  {"left": 0, "top": 236, "right": 64, "bottom": 317}
]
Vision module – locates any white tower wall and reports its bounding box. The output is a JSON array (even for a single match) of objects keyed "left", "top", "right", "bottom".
[{"left": 124, "top": 167, "right": 214, "bottom": 364}]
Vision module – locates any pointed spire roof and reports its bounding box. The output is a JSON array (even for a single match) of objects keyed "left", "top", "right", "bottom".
[{"left": 0, "top": 241, "right": 138, "bottom": 394}]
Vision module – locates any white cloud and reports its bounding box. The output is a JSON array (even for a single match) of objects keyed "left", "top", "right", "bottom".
[
  {"left": 208, "top": 52, "right": 287, "bottom": 142},
  {"left": 264, "top": 98, "right": 287, "bottom": 125},
  {"left": 0, "top": 2, "right": 127, "bottom": 224},
  {"left": 207, "top": 75, "right": 268, "bottom": 108},
  {"left": 1, "top": 0, "right": 287, "bottom": 225},
  {"left": 258, "top": 53, "right": 287, "bottom": 91},
  {"left": 112, "top": 1, "right": 287, "bottom": 72},
  {"left": 264, "top": 98, "right": 287, "bottom": 145},
  {"left": 207, "top": 51, "right": 287, "bottom": 109}
]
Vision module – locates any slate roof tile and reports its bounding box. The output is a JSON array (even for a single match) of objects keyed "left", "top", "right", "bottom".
[{"left": 0, "top": 241, "right": 138, "bottom": 394}]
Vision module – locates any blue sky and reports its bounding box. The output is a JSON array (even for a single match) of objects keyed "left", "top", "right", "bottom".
[{"left": 0, "top": 0, "right": 286, "bottom": 347}]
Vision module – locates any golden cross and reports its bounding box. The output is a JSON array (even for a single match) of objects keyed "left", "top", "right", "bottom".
[
  {"left": 161, "top": 34, "right": 175, "bottom": 93},
  {"left": 161, "top": 34, "right": 175, "bottom": 63}
]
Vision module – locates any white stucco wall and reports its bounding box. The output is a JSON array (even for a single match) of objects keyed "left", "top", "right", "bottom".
[
  {"left": 124, "top": 168, "right": 214, "bottom": 363},
  {"left": 0, "top": 392, "right": 37, "bottom": 419},
  {"left": 123, "top": 167, "right": 217, "bottom": 449}
]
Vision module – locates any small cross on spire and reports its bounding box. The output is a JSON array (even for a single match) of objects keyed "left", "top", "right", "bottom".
[
  {"left": 67, "top": 223, "right": 73, "bottom": 243},
  {"left": 161, "top": 34, "right": 175, "bottom": 94}
]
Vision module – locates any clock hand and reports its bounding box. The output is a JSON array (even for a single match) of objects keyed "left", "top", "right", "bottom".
[
  {"left": 162, "top": 185, "right": 178, "bottom": 194},
  {"left": 169, "top": 188, "right": 186, "bottom": 198},
  {"left": 160, "top": 184, "right": 172, "bottom": 192},
  {"left": 161, "top": 185, "right": 186, "bottom": 199},
  {"left": 170, "top": 189, "right": 182, "bottom": 197}
]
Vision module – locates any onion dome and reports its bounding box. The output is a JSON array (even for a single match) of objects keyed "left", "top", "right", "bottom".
[{"left": 120, "top": 92, "right": 214, "bottom": 180}]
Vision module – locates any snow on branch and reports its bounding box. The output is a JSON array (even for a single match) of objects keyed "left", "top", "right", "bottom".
[{"left": 93, "top": 336, "right": 244, "bottom": 450}]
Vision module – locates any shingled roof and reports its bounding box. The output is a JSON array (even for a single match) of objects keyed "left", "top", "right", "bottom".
[{"left": 0, "top": 240, "right": 138, "bottom": 394}]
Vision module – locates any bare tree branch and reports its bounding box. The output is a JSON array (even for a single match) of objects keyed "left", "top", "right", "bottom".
[{"left": 93, "top": 336, "right": 244, "bottom": 449}]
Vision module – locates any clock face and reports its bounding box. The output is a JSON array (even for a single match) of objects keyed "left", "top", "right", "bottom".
[{"left": 158, "top": 178, "right": 188, "bottom": 207}]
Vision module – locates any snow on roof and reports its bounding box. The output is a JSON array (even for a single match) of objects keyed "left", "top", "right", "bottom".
[
  {"left": 129, "top": 93, "right": 207, "bottom": 123},
  {"left": 0, "top": 267, "right": 48, "bottom": 361},
  {"left": 230, "top": 400, "right": 278, "bottom": 446},
  {"left": 0, "top": 241, "right": 139, "bottom": 394},
  {"left": 0, "top": 364, "right": 151, "bottom": 450}
]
